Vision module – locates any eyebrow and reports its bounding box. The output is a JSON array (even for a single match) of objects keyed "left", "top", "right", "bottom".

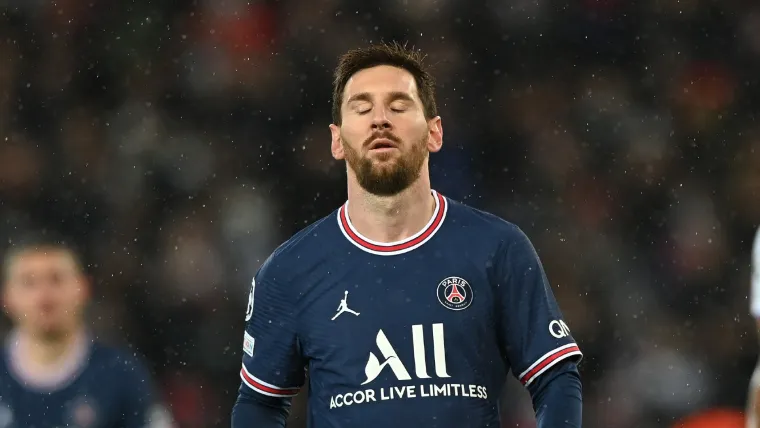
[{"left": 346, "top": 91, "right": 416, "bottom": 105}]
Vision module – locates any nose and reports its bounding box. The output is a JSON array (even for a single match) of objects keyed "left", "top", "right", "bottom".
[{"left": 371, "top": 110, "right": 392, "bottom": 131}]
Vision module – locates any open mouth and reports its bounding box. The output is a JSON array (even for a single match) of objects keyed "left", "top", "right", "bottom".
[{"left": 369, "top": 139, "right": 398, "bottom": 150}]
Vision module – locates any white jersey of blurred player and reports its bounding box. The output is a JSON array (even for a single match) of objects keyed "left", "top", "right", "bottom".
[
  {"left": 748, "top": 227, "right": 760, "bottom": 428},
  {"left": 751, "top": 227, "right": 760, "bottom": 319}
]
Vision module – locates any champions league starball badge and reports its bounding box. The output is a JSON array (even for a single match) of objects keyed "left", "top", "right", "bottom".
[{"left": 245, "top": 278, "right": 255, "bottom": 321}]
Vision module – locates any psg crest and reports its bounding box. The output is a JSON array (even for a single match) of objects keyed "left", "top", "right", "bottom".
[
  {"left": 436, "top": 276, "right": 473, "bottom": 311},
  {"left": 66, "top": 397, "right": 97, "bottom": 428}
]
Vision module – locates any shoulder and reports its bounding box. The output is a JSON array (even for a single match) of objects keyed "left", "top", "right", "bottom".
[
  {"left": 0, "top": 346, "right": 10, "bottom": 381},
  {"left": 89, "top": 341, "right": 152, "bottom": 383},
  {"left": 446, "top": 198, "right": 529, "bottom": 245},
  {"left": 255, "top": 210, "right": 339, "bottom": 286},
  {"left": 445, "top": 198, "right": 539, "bottom": 271}
]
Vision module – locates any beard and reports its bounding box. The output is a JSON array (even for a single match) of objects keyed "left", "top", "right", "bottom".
[
  {"left": 37, "top": 326, "right": 70, "bottom": 342},
  {"left": 342, "top": 130, "right": 428, "bottom": 196}
]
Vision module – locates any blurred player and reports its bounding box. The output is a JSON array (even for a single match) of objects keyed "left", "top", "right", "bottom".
[
  {"left": 231, "top": 42, "right": 583, "bottom": 428},
  {"left": 747, "top": 227, "right": 760, "bottom": 428},
  {"left": 0, "top": 234, "right": 174, "bottom": 428}
]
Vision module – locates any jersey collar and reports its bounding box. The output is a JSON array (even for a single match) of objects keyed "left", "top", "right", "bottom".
[
  {"left": 5, "top": 328, "right": 93, "bottom": 392},
  {"left": 337, "top": 190, "right": 448, "bottom": 256}
]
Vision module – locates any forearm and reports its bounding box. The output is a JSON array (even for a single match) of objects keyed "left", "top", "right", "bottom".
[
  {"left": 748, "top": 364, "right": 760, "bottom": 428},
  {"left": 528, "top": 361, "right": 583, "bottom": 428},
  {"left": 231, "top": 388, "right": 291, "bottom": 428}
]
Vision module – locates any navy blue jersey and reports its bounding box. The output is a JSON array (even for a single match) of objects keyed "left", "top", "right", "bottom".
[
  {"left": 0, "top": 337, "right": 164, "bottom": 428},
  {"left": 238, "top": 191, "right": 582, "bottom": 427}
]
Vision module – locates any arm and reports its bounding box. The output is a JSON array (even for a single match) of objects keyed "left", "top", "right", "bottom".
[
  {"left": 231, "top": 267, "right": 306, "bottom": 428},
  {"left": 494, "top": 226, "right": 583, "bottom": 425},
  {"left": 748, "top": 228, "right": 760, "bottom": 428},
  {"left": 528, "top": 361, "right": 583, "bottom": 428},
  {"left": 748, "top": 337, "right": 760, "bottom": 428},
  {"left": 231, "top": 385, "right": 291, "bottom": 427}
]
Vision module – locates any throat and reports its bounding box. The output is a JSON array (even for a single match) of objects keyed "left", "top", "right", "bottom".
[
  {"left": 8, "top": 329, "right": 90, "bottom": 390},
  {"left": 346, "top": 189, "right": 437, "bottom": 244}
]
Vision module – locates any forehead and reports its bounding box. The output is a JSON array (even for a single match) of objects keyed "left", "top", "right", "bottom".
[
  {"left": 343, "top": 65, "right": 420, "bottom": 102},
  {"left": 7, "top": 249, "right": 78, "bottom": 276}
]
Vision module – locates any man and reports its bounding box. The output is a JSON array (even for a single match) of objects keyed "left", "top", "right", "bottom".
[
  {"left": 231, "top": 42, "right": 583, "bottom": 428},
  {"left": 0, "top": 234, "right": 174, "bottom": 428},
  {"left": 747, "top": 227, "right": 760, "bottom": 428}
]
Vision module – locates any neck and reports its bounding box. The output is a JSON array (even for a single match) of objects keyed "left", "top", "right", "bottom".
[
  {"left": 346, "top": 175, "right": 435, "bottom": 243},
  {"left": 8, "top": 327, "right": 90, "bottom": 391},
  {"left": 16, "top": 327, "right": 84, "bottom": 367}
]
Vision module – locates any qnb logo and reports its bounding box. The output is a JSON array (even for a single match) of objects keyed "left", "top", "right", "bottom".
[
  {"left": 549, "top": 320, "right": 572, "bottom": 339},
  {"left": 362, "top": 323, "right": 450, "bottom": 385}
]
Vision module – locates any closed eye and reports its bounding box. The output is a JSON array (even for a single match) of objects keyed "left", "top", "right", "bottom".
[
  {"left": 352, "top": 103, "right": 372, "bottom": 115},
  {"left": 389, "top": 99, "right": 411, "bottom": 113}
]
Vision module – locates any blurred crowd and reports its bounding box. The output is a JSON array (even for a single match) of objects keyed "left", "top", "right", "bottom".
[{"left": 1, "top": 0, "right": 760, "bottom": 427}]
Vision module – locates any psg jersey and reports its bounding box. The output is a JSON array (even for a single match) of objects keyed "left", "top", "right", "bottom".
[
  {"left": 238, "top": 191, "right": 583, "bottom": 427},
  {"left": 0, "top": 334, "right": 160, "bottom": 428}
]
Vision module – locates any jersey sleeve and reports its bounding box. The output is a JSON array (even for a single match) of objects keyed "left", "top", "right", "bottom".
[
  {"left": 751, "top": 227, "right": 760, "bottom": 318},
  {"left": 238, "top": 264, "right": 306, "bottom": 398},
  {"left": 494, "top": 227, "right": 583, "bottom": 387}
]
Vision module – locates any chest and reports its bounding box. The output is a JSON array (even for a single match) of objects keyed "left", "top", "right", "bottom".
[
  {"left": 0, "top": 368, "right": 121, "bottom": 428},
  {"left": 298, "top": 253, "right": 498, "bottom": 380}
]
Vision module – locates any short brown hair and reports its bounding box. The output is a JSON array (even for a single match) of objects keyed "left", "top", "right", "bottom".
[
  {"left": 331, "top": 42, "right": 438, "bottom": 125},
  {"left": 2, "top": 232, "right": 85, "bottom": 282}
]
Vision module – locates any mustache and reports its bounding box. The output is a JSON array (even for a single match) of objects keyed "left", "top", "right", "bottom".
[{"left": 363, "top": 131, "right": 402, "bottom": 148}]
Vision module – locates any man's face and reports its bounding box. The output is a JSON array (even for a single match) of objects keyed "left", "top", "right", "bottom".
[
  {"left": 330, "top": 65, "right": 442, "bottom": 196},
  {"left": 2, "top": 249, "right": 88, "bottom": 339}
]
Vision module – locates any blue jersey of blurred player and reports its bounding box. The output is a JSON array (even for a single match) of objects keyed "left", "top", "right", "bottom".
[
  {"left": 231, "top": 42, "right": 583, "bottom": 428},
  {"left": 0, "top": 235, "right": 174, "bottom": 428}
]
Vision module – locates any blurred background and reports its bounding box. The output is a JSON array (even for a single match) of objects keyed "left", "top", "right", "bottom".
[{"left": 1, "top": 0, "right": 759, "bottom": 427}]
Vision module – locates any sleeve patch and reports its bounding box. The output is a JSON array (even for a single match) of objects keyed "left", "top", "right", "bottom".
[{"left": 243, "top": 331, "right": 255, "bottom": 357}]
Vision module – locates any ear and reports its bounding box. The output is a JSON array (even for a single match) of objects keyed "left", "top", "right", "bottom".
[
  {"left": 427, "top": 116, "right": 443, "bottom": 153},
  {"left": 1, "top": 285, "right": 10, "bottom": 316},
  {"left": 1, "top": 281, "right": 18, "bottom": 320},
  {"left": 79, "top": 274, "right": 93, "bottom": 301},
  {"left": 329, "top": 124, "right": 345, "bottom": 160}
]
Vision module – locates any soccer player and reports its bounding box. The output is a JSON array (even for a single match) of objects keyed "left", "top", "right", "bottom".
[
  {"left": 231, "top": 42, "right": 583, "bottom": 428},
  {"left": 747, "top": 227, "right": 760, "bottom": 428},
  {"left": 0, "top": 234, "right": 174, "bottom": 428}
]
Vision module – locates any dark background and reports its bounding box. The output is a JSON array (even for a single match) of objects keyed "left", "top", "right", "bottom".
[{"left": 1, "top": 0, "right": 759, "bottom": 427}]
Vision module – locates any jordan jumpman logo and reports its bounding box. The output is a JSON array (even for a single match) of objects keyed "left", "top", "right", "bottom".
[{"left": 332, "top": 290, "right": 360, "bottom": 320}]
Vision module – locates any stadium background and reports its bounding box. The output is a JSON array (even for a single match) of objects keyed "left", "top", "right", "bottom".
[{"left": 1, "top": 0, "right": 759, "bottom": 427}]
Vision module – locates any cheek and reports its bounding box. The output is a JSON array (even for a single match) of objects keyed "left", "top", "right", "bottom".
[
  {"left": 2, "top": 294, "right": 21, "bottom": 315},
  {"left": 61, "top": 284, "right": 84, "bottom": 305},
  {"left": 11, "top": 298, "right": 36, "bottom": 317},
  {"left": 398, "top": 120, "right": 428, "bottom": 138},
  {"left": 340, "top": 129, "right": 364, "bottom": 149}
]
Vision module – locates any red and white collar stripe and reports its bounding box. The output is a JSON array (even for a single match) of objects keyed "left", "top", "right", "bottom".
[{"left": 337, "top": 190, "right": 448, "bottom": 256}]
